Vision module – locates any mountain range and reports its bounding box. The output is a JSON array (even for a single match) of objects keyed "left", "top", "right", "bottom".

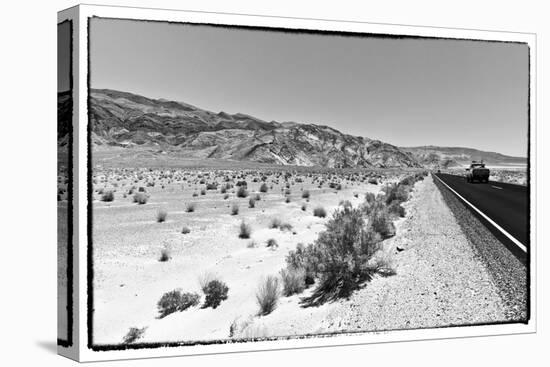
[{"left": 82, "top": 88, "right": 526, "bottom": 169}]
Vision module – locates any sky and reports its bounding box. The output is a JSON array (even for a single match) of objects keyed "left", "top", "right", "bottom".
[
  {"left": 89, "top": 18, "right": 529, "bottom": 157},
  {"left": 57, "top": 20, "right": 71, "bottom": 92}
]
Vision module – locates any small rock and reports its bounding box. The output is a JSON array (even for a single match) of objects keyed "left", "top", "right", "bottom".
[{"left": 396, "top": 246, "right": 405, "bottom": 252}]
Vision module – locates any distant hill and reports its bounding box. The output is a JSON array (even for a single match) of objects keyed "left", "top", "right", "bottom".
[
  {"left": 89, "top": 89, "right": 420, "bottom": 169},
  {"left": 57, "top": 90, "right": 72, "bottom": 144},
  {"left": 401, "top": 146, "right": 526, "bottom": 168},
  {"left": 88, "top": 89, "right": 525, "bottom": 169}
]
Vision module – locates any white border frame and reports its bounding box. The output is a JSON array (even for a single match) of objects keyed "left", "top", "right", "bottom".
[{"left": 61, "top": 3, "right": 536, "bottom": 362}]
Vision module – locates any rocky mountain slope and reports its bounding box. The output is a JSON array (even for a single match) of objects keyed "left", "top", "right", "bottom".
[
  {"left": 58, "top": 90, "right": 72, "bottom": 143},
  {"left": 401, "top": 146, "right": 526, "bottom": 168},
  {"left": 89, "top": 89, "right": 420, "bottom": 168}
]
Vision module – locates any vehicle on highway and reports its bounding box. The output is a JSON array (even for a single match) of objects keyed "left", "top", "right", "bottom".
[{"left": 465, "top": 161, "right": 490, "bottom": 183}]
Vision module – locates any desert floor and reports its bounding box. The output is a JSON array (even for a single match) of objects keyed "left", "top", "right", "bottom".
[
  {"left": 91, "top": 165, "right": 513, "bottom": 345},
  {"left": 92, "top": 166, "right": 387, "bottom": 343}
]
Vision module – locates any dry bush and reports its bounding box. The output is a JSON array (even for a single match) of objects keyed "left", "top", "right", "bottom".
[
  {"left": 133, "top": 192, "right": 148, "bottom": 205},
  {"left": 280, "top": 267, "right": 306, "bottom": 296},
  {"left": 156, "top": 208, "right": 168, "bottom": 223},
  {"left": 158, "top": 247, "right": 171, "bottom": 262},
  {"left": 301, "top": 203, "right": 307, "bottom": 211},
  {"left": 181, "top": 226, "right": 191, "bottom": 234},
  {"left": 231, "top": 203, "right": 239, "bottom": 215},
  {"left": 101, "top": 190, "right": 115, "bottom": 202},
  {"left": 122, "top": 327, "right": 147, "bottom": 344},
  {"left": 259, "top": 183, "right": 269, "bottom": 193},
  {"left": 248, "top": 198, "right": 256, "bottom": 208},
  {"left": 185, "top": 203, "right": 196, "bottom": 212},
  {"left": 157, "top": 290, "right": 201, "bottom": 318},
  {"left": 301, "top": 190, "right": 310, "bottom": 199},
  {"left": 239, "top": 221, "right": 252, "bottom": 239},
  {"left": 201, "top": 279, "right": 229, "bottom": 309},
  {"left": 237, "top": 186, "right": 248, "bottom": 198},
  {"left": 313, "top": 206, "right": 327, "bottom": 218},
  {"left": 266, "top": 238, "right": 278, "bottom": 249},
  {"left": 256, "top": 276, "right": 280, "bottom": 316}
]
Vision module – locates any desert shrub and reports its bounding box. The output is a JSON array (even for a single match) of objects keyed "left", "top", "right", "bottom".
[
  {"left": 280, "top": 268, "right": 306, "bottom": 296},
  {"left": 101, "top": 190, "right": 115, "bottom": 202},
  {"left": 133, "top": 192, "right": 148, "bottom": 205},
  {"left": 239, "top": 221, "right": 251, "bottom": 239},
  {"left": 192, "top": 191, "right": 198, "bottom": 197},
  {"left": 122, "top": 327, "right": 147, "bottom": 344},
  {"left": 368, "top": 205, "right": 395, "bottom": 239},
  {"left": 138, "top": 187, "right": 146, "bottom": 192},
  {"left": 266, "top": 238, "right": 278, "bottom": 248},
  {"left": 254, "top": 193, "right": 261, "bottom": 201},
  {"left": 301, "top": 203, "right": 307, "bottom": 211},
  {"left": 259, "top": 183, "right": 269, "bottom": 193},
  {"left": 236, "top": 180, "right": 248, "bottom": 187},
  {"left": 202, "top": 279, "right": 229, "bottom": 309},
  {"left": 384, "top": 183, "right": 409, "bottom": 205},
  {"left": 368, "top": 178, "right": 378, "bottom": 185},
  {"left": 285, "top": 196, "right": 291, "bottom": 203},
  {"left": 158, "top": 247, "right": 171, "bottom": 262},
  {"left": 285, "top": 243, "right": 319, "bottom": 285},
  {"left": 220, "top": 186, "right": 227, "bottom": 194},
  {"left": 387, "top": 200, "right": 406, "bottom": 218},
  {"left": 157, "top": 209, "right": 168, "bottom": 223},
  {"left": 237, "top": 186, "right": 249, "bottom": 198},
  {"left": 301, "top": 204, "right": 383, "bottom": 303},
  {"left": 248, "top": 198, "right": 256, "bottom": 208},
  {"left": 157, "top": 290, "right": 201, "bottom": 318},
  {"left": 313, "top": 206, "right": 327, "bottom": 218},
  {"left": 200, "top": 188, "right": 206, "bottom": 196},
  {"left": 269, "top": 218, "right": 282, "bottom": 229},
  {"left": 231, "top": 203, "right": 239, "bottom": 215},
  {"left": 256, "top": 276, "right": 280, "bottom": 316},
  {"left": 185, "top": 203, "right": 196, "bottom": 212},
  {"left": 206, "top": 182, "right": 218, "bottom": 190},
  {"left": 181, "top": 226, "right": 191, "bottom": 234},
  {"left": 280, "top": 222, "right": 293, "bottom": 232},
  {"left": 284, "top": 188, "right": 292, "bottom": 196},
  {"left": 301, "top": 190, "right": 310, "bottom": 199}
]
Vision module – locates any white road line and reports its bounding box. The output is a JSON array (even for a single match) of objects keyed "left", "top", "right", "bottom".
[
  {"left": 491, "top": 185, "right": 503, "bottom": 190},
  {"left": 433, "top": 175, "right": 527, "bottom": 253}
]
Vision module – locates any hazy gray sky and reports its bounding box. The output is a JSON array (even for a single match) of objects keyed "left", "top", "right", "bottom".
[
  {"left": 90, "top": 18, "right": 529, "bottom": 157},
  {"left": 58, "top": 20, "right": 71, "bottom": 92}
]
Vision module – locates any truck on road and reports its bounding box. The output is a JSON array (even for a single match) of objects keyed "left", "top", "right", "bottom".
[{"left": 466, "top": 161, "right": 490, "bottom": 183}]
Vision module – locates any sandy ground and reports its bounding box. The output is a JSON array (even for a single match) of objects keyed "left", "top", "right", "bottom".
[
  {"left": 233, "top": 175, "right": 508, "bottom": 337},
  {"left": 92, "top": 170, "right": 383, "bottom": 343},
  {"left": 57, "top": 203, "right": 68, "bottom": 340}
]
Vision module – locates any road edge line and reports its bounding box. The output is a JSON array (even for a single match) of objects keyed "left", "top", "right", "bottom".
[{"left": 433, "top": 174, "right": 527, "bottom": 253}]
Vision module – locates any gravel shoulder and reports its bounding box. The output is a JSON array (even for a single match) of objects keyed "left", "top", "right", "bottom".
[
  {"left": 432, "top": 176, "right": 528, "bottom": 322},
  {"left": 238, "top": 175, "right": 510, "bottom": 337}
]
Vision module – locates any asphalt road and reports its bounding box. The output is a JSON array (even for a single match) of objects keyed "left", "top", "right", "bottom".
[{"left": 433, "top": 173, "right": 529, "bottom": 252}]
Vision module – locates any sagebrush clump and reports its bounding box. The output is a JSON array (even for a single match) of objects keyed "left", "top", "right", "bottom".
[
  {"left": 122, "top": 327, "right": 147, "bottom": 344},
  {"left": 280, "top": 267, "right": 306, "bottom": 296},
  {"left": 156, "top": 209, "right": 168, "bottom": 223},
  {"left": 133, "top": 192, "right": 148, "bottom": 205},
  {"left": 101, "top": 190, "right": 115, "bottom": 202},
  {"left": 313, "top": 206, "right": 327, "bottom": 218},
  {"left": 157, "top": 290, "right": 201, "bottom": 318},
  {"left": 201, "top": 279, "right": 229, "bottom": 309},
  {"left": 239, "top": 221, "right": 251, "bottom": 239}
]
